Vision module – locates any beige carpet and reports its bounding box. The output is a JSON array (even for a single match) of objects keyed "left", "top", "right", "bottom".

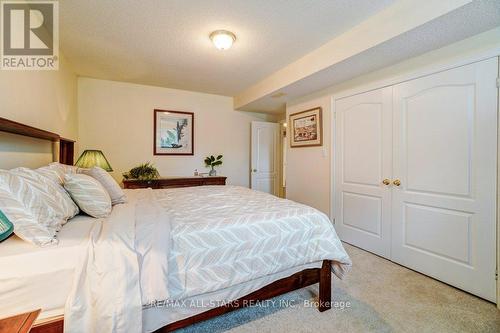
[{"left": 177, "top": 243, "right": 500, "bottom": 333}]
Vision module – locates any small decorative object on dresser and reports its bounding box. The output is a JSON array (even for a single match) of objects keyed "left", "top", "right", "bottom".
[
  {"left": 122, "top": 162, "right": 160, "bottom": 181},
  {"left": 289, "top": 107, "right": 322, "bottom": 147},
  {"left": 123, "top": 176, "right": 226, "bottom": 189},
  {"left": 0, "top": 309, "right": 40, "bottom": 333},
  {"left": 204, "top": 154, "right": 223, "bottom": 176}
]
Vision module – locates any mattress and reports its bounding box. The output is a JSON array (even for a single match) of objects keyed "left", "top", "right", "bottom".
[{"left": 0, "top": 214, "right": 95, "bottom": 321}]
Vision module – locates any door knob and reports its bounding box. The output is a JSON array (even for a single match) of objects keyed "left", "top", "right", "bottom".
[
  {"left": 382, "top": 179, "right": 391, "bottom": 185},
  {"left": 393, "top": 179, "right": 401, "bottom": 186},
  {"left": 252, "top": 169, "right": 257, "bottom": 172}
]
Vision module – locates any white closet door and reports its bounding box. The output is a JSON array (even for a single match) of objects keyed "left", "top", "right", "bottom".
[
  {"left": 335, "top": 87, "right": 393, "bottom": 258},
  {"left": 392, "top": 58, "right": 498, "bottom": 301}
]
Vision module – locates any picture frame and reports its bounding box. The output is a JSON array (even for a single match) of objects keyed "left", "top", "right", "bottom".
[
  {"left": 154, "top": 109, "right": 194, "bottom": 155},
  {"left": 289, "top": 107, "right": 322, "bottom": 148}
]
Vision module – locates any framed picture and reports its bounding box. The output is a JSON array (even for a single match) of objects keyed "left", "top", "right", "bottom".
[
  {"left": 289, "top": 107, "right": 322, "bottom": 148},
  {"left": 154, "top": 109, "right": 194, "bottom": 155}
]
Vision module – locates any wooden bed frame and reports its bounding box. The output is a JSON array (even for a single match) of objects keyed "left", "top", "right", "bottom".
[
  {"left": 0, "top": 117, "right": 335, "bottom": 332},
  {"left": 0, "top": 117, "right": 75, "bottom": 165},
  {"left": 30, "top": 261, "right": 332, "bottom": 333}
]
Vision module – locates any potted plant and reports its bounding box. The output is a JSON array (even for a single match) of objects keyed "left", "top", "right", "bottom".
[
  {"left": 122, "top": 162, "right": 160, "bottom": 180},
  {"left": 204, "top": 155, "right": 223, "bottom": 176}
]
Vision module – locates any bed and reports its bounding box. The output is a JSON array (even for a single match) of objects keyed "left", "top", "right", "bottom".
[
  {"left": 0, "top": 117, "right": 351, "bottom": 333},
  {"left": 0, "top": 215, "right": 96, "bottom": 321}
]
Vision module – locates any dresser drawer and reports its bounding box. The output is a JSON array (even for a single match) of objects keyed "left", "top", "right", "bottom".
[
  {"left": 202, "top": 179, "right": 226, "bottom": 186},
  {"left": 123, "top": 177, "right": 226, "bottom": 189},
  {"left": 123, "top": 180, "right": 160, "bottom": 189}
]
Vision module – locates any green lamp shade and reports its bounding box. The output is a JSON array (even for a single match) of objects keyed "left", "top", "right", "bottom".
[
  {"left": 75, "top": 150, "right": 113, "bottom": 172},
  {"left": 0, "top": 210, "right": 14, "bottom": 242}
]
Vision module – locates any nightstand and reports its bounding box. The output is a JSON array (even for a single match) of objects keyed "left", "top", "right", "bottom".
[{"left": 0, "top": 309, "right": 40, "bottom": 333}]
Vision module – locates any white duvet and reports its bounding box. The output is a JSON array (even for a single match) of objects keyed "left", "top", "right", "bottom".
[{"left": 65, "top": 186, "right": 351, "bottom": 333}]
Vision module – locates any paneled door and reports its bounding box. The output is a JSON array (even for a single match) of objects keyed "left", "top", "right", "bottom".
[
  {"left": 392, "top": 58, "right": 498, "bottom": 301},
  {"left": 335, "top": 87, "right": 393, "bottom": 258},
  {"left": 251, "top": 121, "right": 279, "bottom": 195}
]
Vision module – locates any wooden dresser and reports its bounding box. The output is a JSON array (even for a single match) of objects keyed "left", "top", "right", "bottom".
[{"left": 123, "top": 176, "right": 227, "bottom": 189}]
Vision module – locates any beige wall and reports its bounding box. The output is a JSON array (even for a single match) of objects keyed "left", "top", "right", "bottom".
[
  {"left": 78, "top": 78, "right": 277, "bottom": 186},
  {"left": 286, "top": 27, "right": 500, "bottom": 216},
  {"left": 286, "top": 96, "right": 331, "bottom": 214},
  {"left": 0, "top": 54, "right": 78, "bottom": 169}
]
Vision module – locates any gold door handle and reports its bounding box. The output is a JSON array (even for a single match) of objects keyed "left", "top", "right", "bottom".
[
  {"left": 382, "top": 179, "right": 391, "bottom": 185},
  {"left": 393, "top": 179, "right": 401, "bottom": 186}
]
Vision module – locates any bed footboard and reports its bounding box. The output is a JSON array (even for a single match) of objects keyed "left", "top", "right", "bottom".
[
  {"left": 30, "top": 260, "right": 333, "bottom": 333},
  {"left": 319, "top": 259, "right": 332, "bottom": 312},
  {"left": 160, "top": 259, "right": 333, "bottom": 332}
]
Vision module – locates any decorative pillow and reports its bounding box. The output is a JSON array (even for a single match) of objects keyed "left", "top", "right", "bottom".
[
  {"left": 47, "top": 162, "right": 84, "bottom": 183},
  {"left": 0, "top": 210, "right": 14, "bottom": 242},
  {"left": 10, "top": 167, "right": 79, "bottom": 224},
  {"left": 82, "top": 167, "right": 127, "bottom": 205},
  {"left": 64, "top": 174, "right": 112, "bottom": 218},
  {"left": 36, "top": 165, "right": 65, "bottom": 185},
  {"left": 0, "top": 170, "right": 67, "bottom": 246}
]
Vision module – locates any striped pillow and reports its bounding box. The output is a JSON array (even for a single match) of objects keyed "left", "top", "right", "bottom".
[
  {"left": 11, "top": 167, "right": 79, "bottom": 225},
  {"left": 36, "top": 165, "right": 65, "bottom": 185},
  {"left": 82, "top": 167, "right": 127, "bottom": 205},
  {"left": 0, "top": 169, "right": 78, "bottom": 246},
  {"left": 0, "top": 186, "right": 57, "bottom": 246},
  {"left": 47, "top": 162, "right": 83, "bottom": 185},
  {"left": 64, "top": 174, "right": 112, "bottom": 218}
]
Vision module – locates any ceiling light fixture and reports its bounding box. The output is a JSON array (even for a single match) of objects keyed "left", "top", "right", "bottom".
[
  {"left": 271, "top": 92, "right": 287, "bottom": 98},
  {"left": 210, "top": 30, "right": 236, "bottom": 50}
]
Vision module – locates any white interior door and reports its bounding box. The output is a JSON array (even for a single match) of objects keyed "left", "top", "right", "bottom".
[
  {"left": 392, "top": 58, "right": 498, "bottom": 302},
  {"left": 335, "top": 87, "right": 393, "bottom": 258},
  {"left": 251, "top": 121, "right": 279, "bottom": 195}
]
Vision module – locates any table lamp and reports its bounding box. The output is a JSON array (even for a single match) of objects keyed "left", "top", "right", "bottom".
[{"left": 75, "top": 150, "right": 113, "bottom": 172}]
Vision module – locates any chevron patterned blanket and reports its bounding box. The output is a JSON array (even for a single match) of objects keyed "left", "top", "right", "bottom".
[
  {"left": 147, "top": 185, "right": 352, "bottom": 302},
  {"left": 65, "top": 186, "right": 351, "bottom": 333}
]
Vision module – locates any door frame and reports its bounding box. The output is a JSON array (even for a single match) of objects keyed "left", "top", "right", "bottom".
[
  {"left": 330, "top": 49, "right": 500, "bottom": 306},
  {"left": 250, "top": 121, "right": 280, "bottom": 196}
]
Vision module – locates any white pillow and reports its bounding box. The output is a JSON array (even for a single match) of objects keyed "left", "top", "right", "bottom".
[
  {"left": 0, "top": 169, "right": 79, "bottom": 246},
  {"left": 0, "top": 187, "right": 57, "bottom": 246},
  {"left": 11, "top": 168, "right": 79, "bottom": 225},
  {"left": 82, "top": 167, "right": 127, "bottom": 205},
  {"left": 64, "top": 174, "right": 112, "bottom": 218},
  {"left": 36, "top": 165, "right": 65, "bottom": 185},
  {"left": 47, "top": 162, "right": 84, "bottom": 184}
]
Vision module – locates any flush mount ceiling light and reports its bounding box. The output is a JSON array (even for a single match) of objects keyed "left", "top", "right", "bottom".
[
  {"left": 271, "top": 92, "right": 287, "bottom": 98},
  {"left": 210, "top": 30, "right": 236, "bottom": 50}
]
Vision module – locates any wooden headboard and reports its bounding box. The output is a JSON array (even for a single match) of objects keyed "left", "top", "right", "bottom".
[{"left": 0, "top": 117, "right": 75, "bottom": 165}]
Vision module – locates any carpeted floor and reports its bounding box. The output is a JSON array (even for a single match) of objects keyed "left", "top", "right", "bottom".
[{"left": 175, "top": 243, "right": 500, "bottom": 333}]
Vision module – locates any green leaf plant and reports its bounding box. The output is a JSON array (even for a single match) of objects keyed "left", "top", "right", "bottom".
[
  {"left": 204, "top": 154, "right": 223, "bottom": 171},
  {"left": 122, "top": 162, "right": 160, "bottom": 180}
]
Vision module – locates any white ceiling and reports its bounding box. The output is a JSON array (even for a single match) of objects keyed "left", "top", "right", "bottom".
[
  {"left": 60, "top": 0, "right": 395, "bottom": 96},
  {"left": 240, "top": 0, "right": 500, "bottom": 113}
]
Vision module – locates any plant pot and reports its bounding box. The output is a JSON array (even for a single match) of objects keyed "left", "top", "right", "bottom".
[{"left": 209, "top": 169, "right": 217, "bottom": 176}]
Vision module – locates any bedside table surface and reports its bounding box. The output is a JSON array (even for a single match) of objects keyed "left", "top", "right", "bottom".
[{"left": 0, "top": 309, "right": 40, "bottom": 333}]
